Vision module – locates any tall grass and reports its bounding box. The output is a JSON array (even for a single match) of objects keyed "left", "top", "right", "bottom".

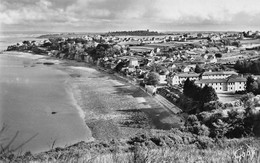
[
  {"left": 16, "top": 144, "right": 259, "bottom": 163},
  {"left": 0, "top": 124, "right": 38, "bottom": 161}
]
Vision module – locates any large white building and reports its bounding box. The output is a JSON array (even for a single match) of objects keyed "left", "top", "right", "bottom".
[
  {"left": 170, "top": 71, "right": 246, "bottom": 92},
  {"left": 194, "top": 77, "right": 246, "bottom": 92}
]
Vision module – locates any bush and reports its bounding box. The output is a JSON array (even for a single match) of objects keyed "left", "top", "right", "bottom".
[
  {"left": 196, "top": 136, "right": 214, "bottom": 149},
  {"left": 144, "top": 72, "right": 160, "bottom": 86}
]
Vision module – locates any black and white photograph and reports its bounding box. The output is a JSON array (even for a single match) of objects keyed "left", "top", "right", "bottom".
[{"left": 1, "top": 0, "right": 260, "bottom": 162}]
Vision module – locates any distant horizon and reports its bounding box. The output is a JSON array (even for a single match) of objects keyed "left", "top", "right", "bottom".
[{"left": 1, "top": 29, "right": 259, "bottom": 34}]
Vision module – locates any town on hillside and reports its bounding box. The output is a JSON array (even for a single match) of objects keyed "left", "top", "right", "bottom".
[
  {"left": 4, "top": 30, "right": 260, "bottom": 161},
  {"left": 7, "top": 30, "right": 260, "bottom": 100}
]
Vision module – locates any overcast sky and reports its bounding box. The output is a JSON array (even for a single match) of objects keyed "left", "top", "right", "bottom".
[{"left": 1, "top": 0, "right": 260, "bottom": 32}]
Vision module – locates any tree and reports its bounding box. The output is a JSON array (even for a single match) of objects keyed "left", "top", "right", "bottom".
[
  {"left": 114, "top": 60, "right": 128, "bottom": 72},
  {"left": 183, "top": 78, "right": 192, "bottom": 96},
  {"left": 183, "top": 78, "right": 202, "bottom": 101},
  {"left": 194, "top": 64, "right": 204, "bottom": 73},
  {"left": 215, "top": 53, "right": 222, "bottom": 58},
  {"left": 197, "top": 33, "right": 203, "bottom": 38},
  {"left": 246, "top": 76, "right": 258, "bottom": 93},
  {"left": 201, "top": 85, "right": 218, "bottom": 103},
  {"left": 144, "top": 72, "right": 160, "bottom": 86},
  {"left": 22, "top": 40, "right": 30, "bottom": 45},
  {"left": 251, "top": 61, "right": 260, "bottom": 74}
]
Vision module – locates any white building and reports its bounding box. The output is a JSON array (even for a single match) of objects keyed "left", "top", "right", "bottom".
[
  {"left": 195, "top": 77, "right": 246, "bottom": 92},
  {"left": 171, "top": 73, "right": 201, "bottom": 85}
]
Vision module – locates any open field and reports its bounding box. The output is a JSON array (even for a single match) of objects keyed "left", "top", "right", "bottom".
[
  {"left": 218, "top": 92, "right": 243, "bottom": 103},
  {"left": 129, "top": 46, "right": 154, "bottom": 52}
]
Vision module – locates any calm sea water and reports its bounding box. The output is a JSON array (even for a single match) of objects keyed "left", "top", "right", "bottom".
[
  {"left": 0, "top": 53, "right": 92, "bottom": 154},
  {"left": 0, "top": 31, "right": 48, "bottom": 51}
]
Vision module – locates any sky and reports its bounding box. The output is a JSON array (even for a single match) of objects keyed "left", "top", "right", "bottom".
[{"left": 1, "top": 0, "right": 260, "bottom": 32}]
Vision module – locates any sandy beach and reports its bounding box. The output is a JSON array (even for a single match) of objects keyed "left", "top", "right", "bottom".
[
  {"left": 50, "top": 53, "right": 183, "bottom": 141},
  {"left": 0, "top": 51, "right": 182, "bottom": 154}
]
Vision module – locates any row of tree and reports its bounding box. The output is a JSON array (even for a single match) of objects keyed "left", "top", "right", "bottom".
[
  {"left": 105, "top": 30, "right": 161, "bottom": 36},
  {"left": 183, "top": 78, "right": 218, "bottom": 103},
  {"left": 234, "top": 59, "right": 260, "bottom": 74},
  {"left": 246, "top": 75, "right": 260, "bottom": 94}
]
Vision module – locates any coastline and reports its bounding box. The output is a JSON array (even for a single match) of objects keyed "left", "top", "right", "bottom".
[
  {"left": 3, "top": 51, "right": 183, "bottom": 139},
  {"left": 2, "top": 51, "right": 260, "bottom": 162}
]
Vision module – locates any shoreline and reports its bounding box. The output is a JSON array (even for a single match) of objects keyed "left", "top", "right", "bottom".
[
  {"left": 1, "top": 51, "right": 183, "bottom": 154},
  {"left": 2, "top": 51, "right": 87, "bottom": 121}
]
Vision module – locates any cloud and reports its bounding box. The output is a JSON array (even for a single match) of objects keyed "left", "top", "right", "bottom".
[{"left": 1, "top": 0, "right": 260, "bottom": 32}]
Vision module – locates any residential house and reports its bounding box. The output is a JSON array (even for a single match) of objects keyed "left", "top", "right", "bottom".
[
  {"left": 183, "top": 66, "right": 190, "bottom": 72},
  {"left": 129, "top": 58, "right": 139, "bottom": 67},
  {"left": 159, "top": 75, "right": 167, "bottom": 85}
]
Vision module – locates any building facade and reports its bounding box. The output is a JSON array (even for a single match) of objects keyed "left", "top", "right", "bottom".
[
  {"left": 195, "top": 77, "right": 246, "bottom": 92},
  {"left": 170, "top": 71, "right": 246, "bottom": 92}
]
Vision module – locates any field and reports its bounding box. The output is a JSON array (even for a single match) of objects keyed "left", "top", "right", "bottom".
[
  {"left": 129, "top": 46, "right": 154, "bottom": 52},
  {"left": 218, "top": 92, "right": 243, "bottom": 103}
]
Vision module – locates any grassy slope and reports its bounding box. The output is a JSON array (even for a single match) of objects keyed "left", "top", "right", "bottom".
[{"left": 5, "top": 129, "right": 260, "bottom": 162}]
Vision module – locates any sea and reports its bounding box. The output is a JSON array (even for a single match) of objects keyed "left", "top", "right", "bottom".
[
  {"left": 0, "top": 31, "right": 50, "bottom": 51},
  {"left": 0, "top": 31, "right": 92, "bottom": 154}
]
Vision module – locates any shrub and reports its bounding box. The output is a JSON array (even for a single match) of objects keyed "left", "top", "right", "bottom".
[{"left": 144, "top": 72, "right": 160, "bottom": 86}]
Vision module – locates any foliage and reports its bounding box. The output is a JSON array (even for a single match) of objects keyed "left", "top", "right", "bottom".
[
  {"left": 246, "top": 76, "right": 259, "bottom": 94},
  {"left": 106, "top": 30, "right": 161, "bottom": 36},
  {"left": 183, "top": 78, "right": 218, "bottom": 104},
  {"left": 201, "top": 85, "right": 219, "bottom": 103},
  {"left": 194, "top": 64, "right": 204, "bottom": 73},
  {"left": 144, "top": 72, "right": 160, "bottom": 86},
  {"left": 215, "top": 53, "right": 222, "bottom": 58},
  {"left": 234, "top": 59, "right": 260, "bottom": 74}
]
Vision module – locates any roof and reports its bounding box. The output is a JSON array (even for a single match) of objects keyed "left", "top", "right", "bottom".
[
  {"left": 202, "top": 71, "right": 238, "bottom": 76},
  {"left": 227, "top": 77, "right": 247, "bottom": 83},
  {"left": 195, "top": 79, "right": 226, "bottom": 84},
  {"left": 118, "top": 56, "right": 143, "bottom": 61},
  {"left": 178, "top": 73, "right": 200, "bottom": 78},
  {"left": 195, "top": 77, "right": 247, "bottom": 84}
]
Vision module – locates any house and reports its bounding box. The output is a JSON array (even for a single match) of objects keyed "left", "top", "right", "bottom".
[
  {"left": 154, "top": 47, "right": 161, "bottom": 53},
  {"left": 195, "top": 76, "right": 246, "bottom": 92},
  {"left": 206, "top": 57, "right": 218, "bottom": 63},
  {"left": 183, "top": 65, "right": 196, "bottom": 72},
  {"left": 129, "top": 58, "right": 139, "bottom": 67},
  {"left": 183, "top": 66, "right": 190, "bottom": 72},
  {"left": 159, "top": 75, "right": 167, "bottom": 84}
]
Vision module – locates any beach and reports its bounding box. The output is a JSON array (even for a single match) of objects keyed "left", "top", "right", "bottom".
[{"left": 0, "top": 51, "right": 182, "bottom": 154}]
